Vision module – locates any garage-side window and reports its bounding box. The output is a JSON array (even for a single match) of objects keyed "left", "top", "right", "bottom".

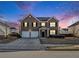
[
  {"left": 24, "top": 22, "right": 27, "bottom": 27},
  {"left": 50, "top": 30, "right": 55, "bottom": 35},
  {"left": 33, "top": 22, "right": 36, "bottom": 27}
]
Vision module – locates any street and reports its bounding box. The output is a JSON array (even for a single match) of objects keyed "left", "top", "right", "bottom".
[{"left": 0, "top": 51, "right": 79, "bottom": 58}]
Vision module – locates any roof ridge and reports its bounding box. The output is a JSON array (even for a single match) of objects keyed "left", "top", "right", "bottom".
[{"left": 68, "top": 21, "right": 79, "bottom": 27}]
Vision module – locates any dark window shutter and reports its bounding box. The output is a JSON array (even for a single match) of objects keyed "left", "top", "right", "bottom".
[
  {"left": 36, "top": 22, "right": 37, "bottom": 27},
  {"left": 27, "top": 22, "right": 29, "bottom": 27},
  {"left": 32, "top": 22, "right": 33, "bottom": 27},
  {"left": 23, "top": 22, "right": 24, "bottom": 27}
]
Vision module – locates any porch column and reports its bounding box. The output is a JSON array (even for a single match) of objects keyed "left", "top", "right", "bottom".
[
  {"left": 47, "top": 28, "right": 49, "bottom": 37},
  {"left": 39, "top": 28, "right": 40, "bottom": 38}
]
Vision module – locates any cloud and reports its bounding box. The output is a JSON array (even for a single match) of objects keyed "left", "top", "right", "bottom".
[
  {"left": 15, "top": 1, "right": 34, "bottom": 11},
  {"left": 57, "top": 9, "right": 79, "bottom": 28}
]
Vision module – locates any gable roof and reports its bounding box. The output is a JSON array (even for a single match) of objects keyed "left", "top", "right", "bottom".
[
  {"left": 0, "top": 19, "right": 9, "bottom": 27},
  {"left": 68, "top": 21, "right": 79, "bottom": 27},
  {"left": 19, "top": 14, "right": 58, "bottom": 22},
  {"left": 47, "top": 17, "right": 59, "bottom": 22},
  {"left": 19, "top": 14, "right": 40, "bottom": 22}
]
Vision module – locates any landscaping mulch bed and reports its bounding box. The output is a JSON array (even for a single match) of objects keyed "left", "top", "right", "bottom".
[{"left": 0, "top": 37, "right": 18, "bottom": 43}]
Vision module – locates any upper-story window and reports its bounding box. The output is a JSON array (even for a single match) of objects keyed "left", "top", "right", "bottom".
[
  {"left": 50, "top": 22, "right": 55, "bottom": 27},
  {"left": 33, "top": 22, "right": 36, "bottom": 27},
  {"left": 29, "top": 15, "right": 31, "bottom": 17},
  {"left": 41, "top": 22, "right": 45, "bottom": 27},
  {"left": 24, "top": 22, "right": 27, "bottom": 27}
]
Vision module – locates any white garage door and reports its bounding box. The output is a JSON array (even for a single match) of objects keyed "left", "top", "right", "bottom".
[
  {"left": 22, "top": 31, "right": 30, "bottom": 38},
  {"left": 31, "top": 31, "right": 38, "bottom": 37},
  {"left": 22, "top": 31, "right": 39, "bottom": 38}
]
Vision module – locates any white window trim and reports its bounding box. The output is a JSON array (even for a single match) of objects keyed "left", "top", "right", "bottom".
[
  {"left": 50, "top": 30, "right": 56, "bottom": 35},
  {"left": 41, "top": 22, "right": 45, "bottom": 27},
  {"left": 50, "top": 22, "right": 55, "bottom": 27},
  {"left": 33, "top": 22, "right": 36, "bottom": 27},
  {"left": 24, "top": 22, "right": 27, "bottom": 27}
]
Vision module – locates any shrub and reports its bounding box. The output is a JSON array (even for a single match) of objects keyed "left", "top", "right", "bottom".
[
  {"left": 0, "top": 35, "right": 5, "bottom": 40},
  {"left": 8, "top": 32, "right": 21, "bottom": 38},
  {"left": 60, "top": 34, "right": 75, "bottom": 37},
  {"left": 49, "top": 35, "right": 65, "bottom": 38}
]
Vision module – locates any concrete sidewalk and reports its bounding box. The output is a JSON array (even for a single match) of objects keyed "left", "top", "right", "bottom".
[{"left": 0, "top": 51, "right": 79, "bottom": 58}]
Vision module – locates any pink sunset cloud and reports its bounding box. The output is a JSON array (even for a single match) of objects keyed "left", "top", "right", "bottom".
[
  {"left": 56, "top": 10, "right": 79, "bottom": 28},
  {"left": 59, "top": 20, "right": 70, "bottom": 28}
]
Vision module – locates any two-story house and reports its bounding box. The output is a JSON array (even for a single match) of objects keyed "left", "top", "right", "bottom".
[{"left": 20, "top": 14, "right": 58, "bottom": 38}]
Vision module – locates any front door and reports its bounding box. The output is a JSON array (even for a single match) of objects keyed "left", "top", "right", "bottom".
[
  {"left": 42, "top": 31, "right": 45, "bottom": 37},
  {"left": 41, "top": 30, "right": 47, "bottom": 38}
]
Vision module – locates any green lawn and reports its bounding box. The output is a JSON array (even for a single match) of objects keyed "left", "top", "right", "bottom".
[
  {"left": 40, "top": 38, "right": 79, "bottom": 44},
  {"left": 47, "top": 38, "right": 66, "bottom": 42},
  {"left": 46, "top": 45, "right": 79, "bottom": 51}
]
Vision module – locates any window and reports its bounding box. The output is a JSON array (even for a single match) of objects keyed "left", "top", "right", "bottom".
[
  {"left": 24, "top": 22, "right": 27, "bottom": 27},
  {"left": 29, "top": 15, "right": 31, "bottom": 17},
  {"left": 50, "top": 22, "right": 55, "bottom": 27},
  {"left": 33, "top": 22, "right": 36, "bottom": 27},
  {"left": 41, "top": 22, "right": 45, "bottom": 27},
  {"left": 50, "top": 30, "right": 55, "bottom": 35}
]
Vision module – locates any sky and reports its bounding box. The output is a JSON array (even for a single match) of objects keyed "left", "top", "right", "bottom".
[{"left": 0, "top": 1, "right": 79, "bottom": 28}]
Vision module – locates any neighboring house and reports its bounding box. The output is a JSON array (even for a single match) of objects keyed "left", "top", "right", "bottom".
[
  {"left": 0, "top": 19, "right": 19, "bottom": 37},
  {"left": 68, "top": 21, "right": 79, "bottom": 37},
  {"left": 8, "top": 22, "right": 20, "bottom": 33},
  {"left": 20, "top": 14, "right": 58, "bottom": 38},
  {"left": 0, "top": 21, "right": 11, "bottom": 36},
  {"left": 10, "top": 27, "right": 17, "bottom": 33},
  {"left": 59, "top": 28, "right": 69, "bottom": 34}
]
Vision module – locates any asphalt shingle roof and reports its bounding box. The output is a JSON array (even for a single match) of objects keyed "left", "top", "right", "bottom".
[
  {"left": 68, "top": 21, "right": 79, "bottom": 27},
  {"left": 36, "top": 17, "right": 50, "bottom": 21}
]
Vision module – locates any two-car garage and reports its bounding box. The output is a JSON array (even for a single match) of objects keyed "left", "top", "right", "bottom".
[{"left": 22, "top": 31, "right": 39, "bottom": 38}]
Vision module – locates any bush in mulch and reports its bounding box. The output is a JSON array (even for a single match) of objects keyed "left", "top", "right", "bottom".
[
  {"left": 0, "top": 32, "right": 21, "bottom": 43},
  {"left": 48, "top": 34, "right": 75, "bottom": 39},
  {"left": 49, "top": 35, "right": 65, "bottom": 38},
  {"left": 60, "top": 34, "right": 75, "bottom": 37},
  {"left": 0, "top": 35, "right": 6, "bottom": 40},
  {"left": 7, "top": 32, "right": 21, "bottom": 38},
  {"left": 0, "top": 36, "right": 18, "bottom": 43}
]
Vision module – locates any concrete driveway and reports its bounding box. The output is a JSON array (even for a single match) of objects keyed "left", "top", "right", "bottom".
[{"left": 0, "top": 38, "right": 41, "bottom": 50}]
